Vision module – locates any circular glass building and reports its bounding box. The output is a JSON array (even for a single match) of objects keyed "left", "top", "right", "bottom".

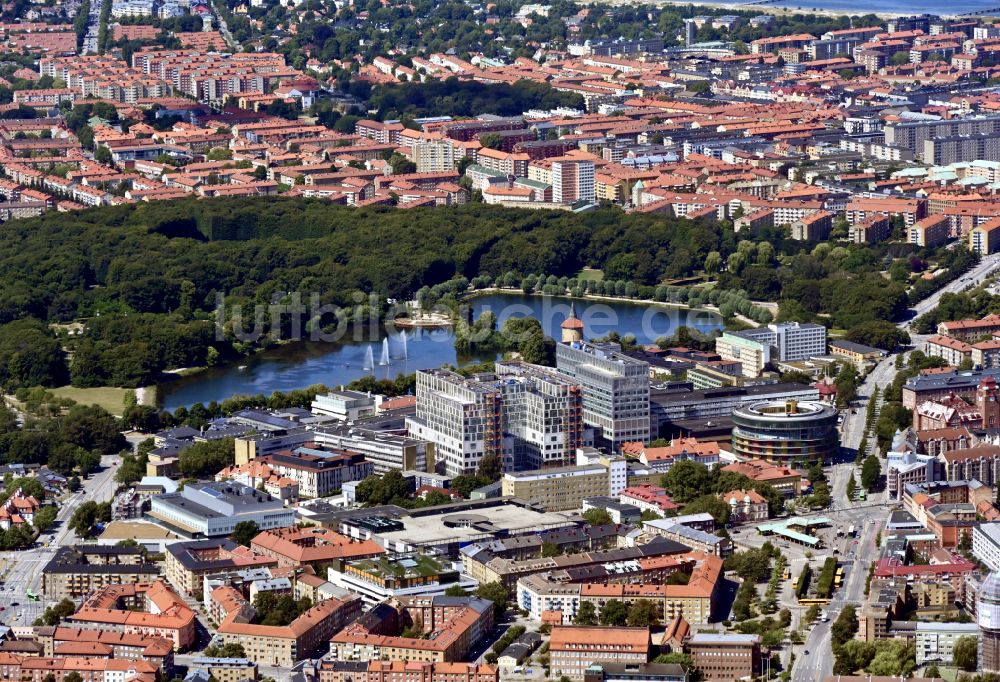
[{"left": 731, "top": 399, "right": 838, "bottom": 465}]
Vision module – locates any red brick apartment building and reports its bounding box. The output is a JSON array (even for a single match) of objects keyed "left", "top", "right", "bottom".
[{"left": 548, "top": 626, "right": 650, "bottom": 680}]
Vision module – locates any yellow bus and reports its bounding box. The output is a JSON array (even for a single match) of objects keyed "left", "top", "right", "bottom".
[
  {"left": 798, "top": 598, "right": 830, "bottom": 606},
  {"left": 835, "top": 567, "right": 844, "bottom": 588}
]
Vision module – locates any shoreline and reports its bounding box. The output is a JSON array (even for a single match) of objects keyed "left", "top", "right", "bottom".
[
  {"left": 157, "top": 291, "right": 766, "bottom": 409},
  {"left": 580, "top": 0, "right": 989, "bottom": 19}
]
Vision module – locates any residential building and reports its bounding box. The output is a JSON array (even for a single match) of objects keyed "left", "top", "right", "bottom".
[
  {"left": 330, "top": 596, "right": 494, "bottom": 663},
  {"left": 187, "top": 658, "right": 258, "bottom": 682},
  {"left": 216, "top": 593, "right": 362, "bottom": 667},
  {"left": 622, "top": 439, "right": 720, "bottom": 473},
  {"left": 924, "top": 335, "right": 974, "bottom": 366},
  {"left": 974, "top": 523, "right": 1000, "bottom": 571},
  {"left": 642, "top": 518, "right": 731, "bottom": 556},
  {"left": 937, "top": 314, "right": 1000, "bottom": 341},
  {"left": 685, "top": 633, "right": 762, "bottom": 682},
  {"left": 849, "top": 215, "right": 892, "bottom": 244},
  {"left": 829, "top": 340, "right": 888, "bottom": 369},
  {"left": 551, "top": 157, "right": 595, "bottom": 204},
  {"left": 249, "top": 527, "right": 384, "bottom": 568},
  {"left": 165, "top": 539, "right": 278, "bottom": 596},
  {"left": 407, "top": 369, "right": 504, "bottom": 477},
  {"left": 221, "top": 447, "right": 373, "bottom": 499},
  {"left": 320, "top": 661, "right": 498, "bottom": 682},
  {"left": 720, "top": 489, "right": 769, "bottom": 524},
  {"left": 409, "top": 363, "right": 586, "bottom": 475},
  {"left": 501, "top": 455, "right": 627, "bottom": 511},
  {"left": 971, "top": 217, "right": 1000, "bottom": 255},
  {"left": 915, "top": 621, "right": 981, "bottom": 664},
  {"left": 619, "top": 485, "right": 680, "bottom": 515},
  {"left": 549, "top": 627, "right": 651, "bottom": 681},
  {"left": 42, "top": 546, "right": 160, "bottom": 600},
  {"left": 494, "top": 361, "right": 586, "bottom": 469},
  {"left": 414, "top": 140, "right": 456, "bottom": 173},
  {"left": 66, "top": 581, "right": 196, "bottom": 651},
  {"left": 721, "top": 459, "right": 804, "bottom": 498},
  {"left": 909, "top": 214, "right": 951, "bottom": 247},
  {"left": 789, "top": 210, "right": 833, "bottom": 241}
]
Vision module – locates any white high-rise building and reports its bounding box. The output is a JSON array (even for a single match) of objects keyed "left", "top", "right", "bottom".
[
  {"left": 555, "top": 340, "right": 650, "bottom": 449},
  {"left": 551, "top": 157, "right": 595, "bottom": 204},
  {"left": 407, "top": 364, "right": 586, "bottom": 475},
  {"left": 414, "top": 140, "right": 456, "bottom": 173}
]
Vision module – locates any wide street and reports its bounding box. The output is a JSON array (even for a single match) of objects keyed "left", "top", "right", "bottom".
[
  {"left": 788, "top": 251, "right": 1000, "bottom": 680},
  {"left": 0, "top": 454, "right": 120, "bottom": 628}
]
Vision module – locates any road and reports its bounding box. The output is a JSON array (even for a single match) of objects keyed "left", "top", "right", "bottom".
[
  {"left": 793, "top": 513, "right": 884, "bottom": 681},
  {"left": 80, "top": 0, "right": 104, "bottom": 55},
  {"left": 788, "top": 250, "right": 1000, "bottom": 680},
  {"left": 0, "top": 455, "right": 119, "bottom": 628}
]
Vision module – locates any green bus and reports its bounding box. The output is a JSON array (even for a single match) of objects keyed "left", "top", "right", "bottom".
[
  {"left": 26, "top": 589, "right": 39, "bottom": 602},
  {"left": 858, "top": 489, "right": 867, "bottom": 502}
]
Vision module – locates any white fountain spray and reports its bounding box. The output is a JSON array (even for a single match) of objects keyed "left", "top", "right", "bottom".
[
  {"left": 379, "top": 338, "right": 390, "bottom": 366},
  {"left": 400, "top": 331, "right": 408, "bottom": 360},
  {"left": 364, "top": 345, "right": 374, "bottom": 370}
]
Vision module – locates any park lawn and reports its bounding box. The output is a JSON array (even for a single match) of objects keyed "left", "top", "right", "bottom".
[
  {"left": 575, "top": 268, "right": 604, "bottom": 282},
  {"left": 50, "top": 386, "right": 134, "bottom": 415}
]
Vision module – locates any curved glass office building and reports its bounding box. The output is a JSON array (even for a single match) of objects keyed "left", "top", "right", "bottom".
[{"left": 731, "top": 400, "right": 838, "bottom": 464}]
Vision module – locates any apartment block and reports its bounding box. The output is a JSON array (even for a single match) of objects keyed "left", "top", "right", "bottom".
[
  {"left": 789, "top": 210, "right": 833, "bottom": 241},
  {"left": 909, "top": 214, "right": 951, "bottom": 247},
  {"left": 216, "top": 594, "right": 362, "bottom": 667},
  {"left": 549, "top": 627, "right": 650, "bottom": 681},
  {"left": 494, "top": 361, "right": 586, "bottom": 469},
  {"left": 66, "top": 581, "right": 196, "bottom": 651},
  {"left": 924, "top": 132, "right": 1000, "bottom": 165},
  {"left": 407, "top": 369, "right": 504, "bottom": 477},
  {"left": 974, "top": 523, "right": 1000, "bottom": 571},
  {"left": 165, "top": 539, "right": 278, "bottom": 596},
  {"left": 414, "top": 140, "right": 456, "bottom": 173},
  {"left": 551, "top": 157, "right": 595, "bottom": 204},
  {"left": 249, "top": 527, "right": 384, "bottom": 568},
  {"left": 885, "top": 114, "right": 1000, "bottom": 155},
  {"left": 685, "top": 633, "right": 762, "bottom": 681},
  {"left": 320, "top": 661, "right": 498, "bottom": 682},
  {"left": 330, "top": 596, "right": 493, "bottom": 663},
  {"left": 42, "top": 546, "right": 160, "bottom": 600},
  {"left": 849, "top": 215, "right": 892, "bottom": 244},
  {"left": 924, "top": 335, "right": 973, "bottom": 366},
  {"left": 222, "top": 447, "right": 373, "bottom": 499},
  {"left": 970, "top": 217, "right": 1000, "bottom": 255},
  {"left": 501, "top": 456, "right": 627, "bottom": 511}
]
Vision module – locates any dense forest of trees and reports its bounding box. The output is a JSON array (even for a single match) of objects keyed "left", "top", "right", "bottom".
[
  {"left": 363, "top": 78, "right": 585, "bottom": 121},
  {"left": 0, "top": 198, "right": 968, "bottom": 389}
]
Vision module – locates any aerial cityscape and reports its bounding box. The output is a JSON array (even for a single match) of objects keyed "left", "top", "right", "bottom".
[{"left": 10, "top": 0, "right": 1000, "bottom": 681}]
